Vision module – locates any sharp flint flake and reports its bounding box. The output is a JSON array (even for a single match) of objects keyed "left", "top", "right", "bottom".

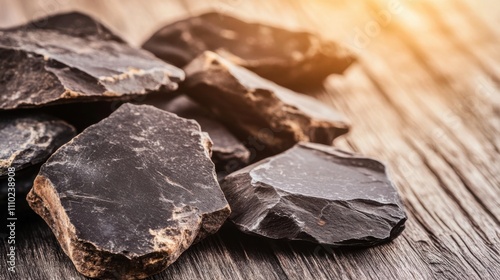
[
  {"left": 27, "top": 103, "right": 230, "bottom": 279},
  {"left": 0, "top": 12, "right": 184, "bottom": 110},
  {"left": 183, "top": 51, "right": 350, "bottom": 156},
  {"left": 221, "top": 142, "right": 406, "bottom": 246}
]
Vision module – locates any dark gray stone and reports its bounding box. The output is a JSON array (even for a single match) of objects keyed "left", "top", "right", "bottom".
[
  {"left": 183, "top": 51, "right": 350, "bottom": 156},
  {"left": 143, "top": 12, "right": 355, "bottom": 87},
  {"left": 221, "top": 142, "right": 407, "bottom": 246},
  {"left": 0, "top": 114, "right": 76, "bottom": 176},
  {"left": 144, "top": 95, "right": 250, "bottom": 173},
  {"left": 26, "top": 103, "right": 230, "bottom": 279},
  {"left": 0, "top": 12, "right": 184, "bottom": 110}
]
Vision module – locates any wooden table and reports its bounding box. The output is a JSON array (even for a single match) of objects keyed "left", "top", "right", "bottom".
[{"left": 1, "top": 0, "right": 499, "bottom": 279}]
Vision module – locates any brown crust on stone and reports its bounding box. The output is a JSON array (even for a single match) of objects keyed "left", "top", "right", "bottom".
[
  {"left": 27, "top": 176, "right": 198, "bottom": 279},
  {"left": 26, "top": 104, "right": 230, "bottom": 279}
]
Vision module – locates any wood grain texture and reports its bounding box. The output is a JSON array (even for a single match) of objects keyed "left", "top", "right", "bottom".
[{"left": 1, "top": 0, "right": 499, "bottom": 279}]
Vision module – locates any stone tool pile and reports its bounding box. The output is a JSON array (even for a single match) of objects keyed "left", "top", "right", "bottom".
[{"left": 0, "top": 12, "right": 406, "bottom": 279}]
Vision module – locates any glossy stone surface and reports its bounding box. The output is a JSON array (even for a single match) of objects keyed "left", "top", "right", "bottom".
[
  {"left": 144, "top": 95, "right": 250, "bottom": 173},
  {"left": 0, "top": 114, "right": 75, "bottom": 176},
  {"left": 183, "top": 51, "right": 350, "bottom": 156},
  {"left": 27, "top": 103, "right": 230, "bottom": 279},
  {"left": 0, "top": 12, "right": 184, "bottom": 110},
  {"left": 221, "top": 142, "right": 407, "bottom": 246},
  {"left": 143, "top": 12, "right": 355, "bottom": 87}
]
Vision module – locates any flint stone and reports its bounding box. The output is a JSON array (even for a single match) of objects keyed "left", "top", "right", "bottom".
[
  {"left": 183, "top": 51, "right": 350, "bottom": 156},
  {"left": 145, "top": 95, "right": 250, "bottom": 173},
  {"left": 0, "top": 12, "right": 184, "bottom": 110},
  {"left": 26, "top": 103, "right": 230, "bottom": 279},
  {"left": 143, "top": 12, "right": 355, "bottom": 87},
  {"left": 0, "top": 114, "right": 76, "bottom": 176},
  {"left": 221, "top": 142, "right": 407, "bottom": 246}
]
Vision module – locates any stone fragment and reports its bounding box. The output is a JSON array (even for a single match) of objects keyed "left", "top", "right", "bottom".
[
  {"left": 0, "top": 114, "right": 76, "bottom": 176},
  {"left": 0, "top": 12, "right": 184, "bottom": 110},
  {"left": 26, "top": 103, "right": 230, "bottom": 279},
  {"left": 144, "top": 95, "right": 250, "bottom": 173},
  {"left": 143, "top": 12, "right": 355, "bottom": 87},
  {"left": 183, "top": 51, "right": 350, "bottom": 156},
  {"left": 221, "top": 142, "right": 407, "bottom": 246}
]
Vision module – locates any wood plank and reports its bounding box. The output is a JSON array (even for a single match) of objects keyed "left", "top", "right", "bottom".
[{"left": 0, "top": 0, "right": 498, "bottom": 279}]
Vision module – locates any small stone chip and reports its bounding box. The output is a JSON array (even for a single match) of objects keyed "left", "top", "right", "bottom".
[
  {"left": 221, "top": 142, "right": 407, "bottom": 246},
  {"left": 183, "top": 51, "right": 350, "bottom": 156},
  {"left": 0, "top": 114, "right": 76, "bottom": 176},
  {"left": 144, "top": 95, "right": 250, "bottom": 173},
  {"left": 0, "top": 12, "right": 184, "bottom": 110},
  {"left": 143, "top": 12, "right": 355, "bottom": 87},
  {"left": 27, "top": 103, "right": 230, "bottom": 279}
]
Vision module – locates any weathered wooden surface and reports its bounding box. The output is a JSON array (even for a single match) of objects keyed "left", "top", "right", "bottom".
[{"left": 1, "top": 0, "right": 499, "bottom": 279}]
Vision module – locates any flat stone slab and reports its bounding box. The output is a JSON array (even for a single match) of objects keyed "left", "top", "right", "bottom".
[
  {"left": 0, "top": 12, "right": 184, "bottom": 110},
  {"left": 0, "top": 114, "right": 76, "bottom": 176},
  {"left": 183, "top": 51, "right": 350, "bottom": 156},
  {"left": 27, "top": 103, "right": 230, "bottom": 279},
  {"left": 143, "top": 12, "right": 355, "bottom": 87},
  {"left": 221, "top": 142, "right": 407, "bottom": 246},
  {"left": 145, "top": 95, "right": 250, "bottom": 173}
]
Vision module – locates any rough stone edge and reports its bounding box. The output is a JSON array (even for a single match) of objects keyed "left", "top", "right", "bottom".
[
  {"left": 221, "top": 144, "right": 407, "bottom": 246},
  {"left": 184, "top": 51, "right": 350, "bottom": 151},
  {"left": 0, "top": 118, "right": 76, "bottom": 176},
  {"left": 27, "top": 174, "right": 230, "bottom": 279},
  {"left": 25, "top": 104, "right": 231, "bottom": 279}
]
